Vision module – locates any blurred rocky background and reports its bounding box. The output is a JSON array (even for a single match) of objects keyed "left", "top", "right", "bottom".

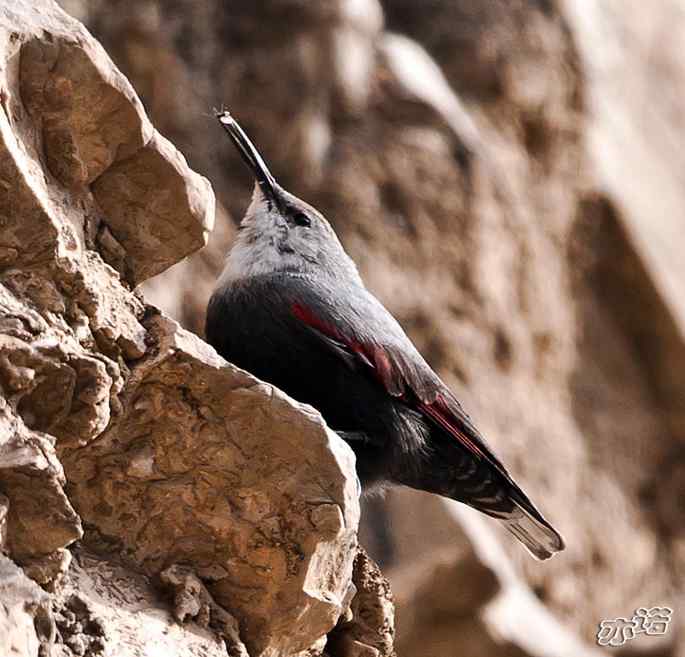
[{"left": 2, "top": 0, "right": 684, "bottom": 655}]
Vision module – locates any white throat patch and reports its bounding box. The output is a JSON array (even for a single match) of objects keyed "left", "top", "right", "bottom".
[
  {"left": 214, "top": 184, "right": 364, "bottom": 292},
  {"left": 217, "top": 192, "right": 284, "bottom": 287}
]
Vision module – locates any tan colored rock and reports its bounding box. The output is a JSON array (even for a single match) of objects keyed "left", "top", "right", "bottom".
[
  {"left": 0, "top": 555, "right": 55, "bottom": 657},
  {"left": 0, "top": 394, "right": 82, "bottom": 572},
  {"left": 160, "top": 564, "right": 249, "bottom": 657},
  {"left": 62, "top": 312, "right": 360, "bottom": 657},
  {"left": 92, "top": 130, "right": 215, "bottom": 285},
  {"left": 19, "top": 33, "right": 153, "bottom": 187},
  {"left": 1, "top": 0, "right": 215, "bottom": 290},
  {"left": 327, "top": 548, "right": 396, "bottom": 657},
  {"left": 3, "top": 2, "right": 369, "bottom": 656},
  {"left": 53, "top": 550, "right": 230, "bottom": 657}
]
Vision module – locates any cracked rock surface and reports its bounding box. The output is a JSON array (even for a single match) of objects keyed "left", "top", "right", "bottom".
[
  {"left": 62, "top": 312, "right": 361, "bottom": 657},
  {"left": 0, "top": 1, "right": 382, "bottom": 656},
  {"left": 0, "top": 555, "right": 55, "bottom": 657}
]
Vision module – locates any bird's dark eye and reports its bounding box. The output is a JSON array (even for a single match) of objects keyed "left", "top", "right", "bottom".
[{"left": 292, "top": 212, "right": 311, "bottom": 227}]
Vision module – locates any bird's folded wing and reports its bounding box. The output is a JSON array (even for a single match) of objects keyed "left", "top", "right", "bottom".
[{"left": 291, "top": 299, "right": 511, "bottom": 477}]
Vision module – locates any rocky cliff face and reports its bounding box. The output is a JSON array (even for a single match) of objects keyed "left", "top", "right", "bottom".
[
  {"left": 57, "top": 0, "right": 683, "bottom": 656},
  {"left": 3, "top": 0, "right": 684, "bottom": 655},
  {"left": 0, "top": 3, "right": 391, "bottom": 656}
]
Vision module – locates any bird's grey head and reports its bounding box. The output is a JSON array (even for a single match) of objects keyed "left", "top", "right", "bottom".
[{"left": 215, "top": 111, "right": 362, "bottom": 288}]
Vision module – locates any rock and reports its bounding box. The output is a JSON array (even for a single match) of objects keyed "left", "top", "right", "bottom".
[
  {"left": 53, "top": 591, "right": 108, "bottom": 657},
  {"left": 53, "top": 550, "right": 229, "bottom": 657},
  {"left": 92, "top": 130, "right": 215, "bottom": 285},
  {"left": 327, "top": 548, "right": 395, "bottom": 657},
  {"left": 62, "top": 312, "right": 360, "bottom": 657},
  {"left": 160, "top": 564, "right": 249, "bottom": 657},
  {"left": 0, "top": 394, "right": 82, "bottom": 570},
  {"left": 19, "top": 32, "right": 153, "bottom": 188},
  {"left": 0, "top": 555, "right": 55, "bottom": 657},
  {"left": 3, "top": 0, "right": 215, "bottom": 289},
  {"left": 2, "top": 2, "right": 365, "bottom": 656}
]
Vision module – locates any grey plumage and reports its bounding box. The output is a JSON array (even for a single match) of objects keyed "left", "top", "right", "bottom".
[{"left": 206, "top": 110, "right": 565, "bottom": 560}]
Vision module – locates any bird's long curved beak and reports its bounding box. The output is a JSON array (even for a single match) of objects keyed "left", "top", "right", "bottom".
[{"left": 216, "top": 110, "right": 280, "bottom": 203}]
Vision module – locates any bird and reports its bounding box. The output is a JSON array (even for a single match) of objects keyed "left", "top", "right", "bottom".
[{"left": 206, "top": 110, "right": 565, "bottom": 560}]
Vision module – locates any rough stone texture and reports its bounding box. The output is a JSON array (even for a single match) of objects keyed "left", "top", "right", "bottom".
[
  {"left": 52, "top": 550, "right": 230, "bottom": 657},
  {"left": 18, "top": 34, "right": 152, "bottom": 188},
  {"left": 0, "top": 555, "right": 55, "bottom": 657},
  {"left": 92, "top": 131, "right": 214, "bottom": 285},
  {"left": 159, "top": 564, "right": 249, "bottom": 657},
  {"left": 327, "top": 548, "right": 396, "bottom": 657},
  {"left": 0, "top": 392, "right": 82, "bottom": 583},
  {"left": 1, "top": 2, "right": 368, "bottom": 656},
  {"left": 3, "top": 0, "right": 214, "bottom": 289},
  {"left": 62, "top": 312, "right": 360, "bottom": 657},
  {"left": 70, "top": 0, "right": 685, "bottom": 655}
]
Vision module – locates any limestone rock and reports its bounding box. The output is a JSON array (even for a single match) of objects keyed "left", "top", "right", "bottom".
[
  {"left": 52, "top": 590, "right": 108, "bottom": 657},
  {"left": 0, "top": 555, "right": 55, "bottom": 657},
  {"left": 62, "top": 312, "right": 360, "bottom": 657},
  {"left": 92, "top": 130, "right": 215, "bottom": 285},
  {"left": 0, "top": 393, "right": 82, "bottom": 576},
  {"left": 19, "top": 33, "right": 153, "bottom": 187},
  {"left": 2, "top": 2, "right": 366, "bottom": 656},
  {"left": 3, "top": 0, "right": 214, "bottom": 288},
  {"left": 53, "top": 550, "right": 230, "bottom": 657},
  {"left": 160, "top": 564, "right": 249, "bottom": 657},
  {"left": 327, "top": 548, "right": 396, "bottom": 657}
]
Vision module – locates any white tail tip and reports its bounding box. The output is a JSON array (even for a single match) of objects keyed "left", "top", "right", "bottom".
[{"left": 503, "top": 505, "right": 565, "bottom": 561}]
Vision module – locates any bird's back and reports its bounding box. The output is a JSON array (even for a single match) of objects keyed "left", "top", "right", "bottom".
[{"left": 206, "top": 272, "right": 411, "bottom": 444}]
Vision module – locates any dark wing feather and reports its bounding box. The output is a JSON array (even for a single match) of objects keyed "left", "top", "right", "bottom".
[
  {"left": 291, "top": 300, "right": 511, "bottom": 476},
  {"left": 291, "top": 291, "right": 565, "bottom": 559},
  {"left": 418, "top": 395, "right": 487, "bottom": 459}
]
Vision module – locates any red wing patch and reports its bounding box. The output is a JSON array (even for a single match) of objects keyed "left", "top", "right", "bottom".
[
  {"left": 292, "top": 302, "right": 484, "bottom": 459},
  {"left": 371, "top": 347, "right": 403, "bottom": 396},
  {"left": 292, "top": 302, "right": 403, "bottom": 394},
  {"left": 292, "top": 302, "right": 341, "bottom": 339},
  {"left": 418, "top": 395, "right": 486, "bottom": 459}
]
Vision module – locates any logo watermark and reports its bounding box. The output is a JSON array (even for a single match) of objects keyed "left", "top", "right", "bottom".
[{"left": 597, "top": 607, "right": 673, "bottom": 647}]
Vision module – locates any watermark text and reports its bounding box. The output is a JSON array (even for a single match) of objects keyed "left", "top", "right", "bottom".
[{"left": 597, "top": 607, "right": 672, "bottom": 647}]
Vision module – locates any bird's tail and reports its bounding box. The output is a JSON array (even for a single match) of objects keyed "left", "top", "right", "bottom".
[
  {"left": 499, "top": 495, "right": 565, "bottom": 560},
  {"left": 394, "top": 420, "right": 565, "bottom": 560}
]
